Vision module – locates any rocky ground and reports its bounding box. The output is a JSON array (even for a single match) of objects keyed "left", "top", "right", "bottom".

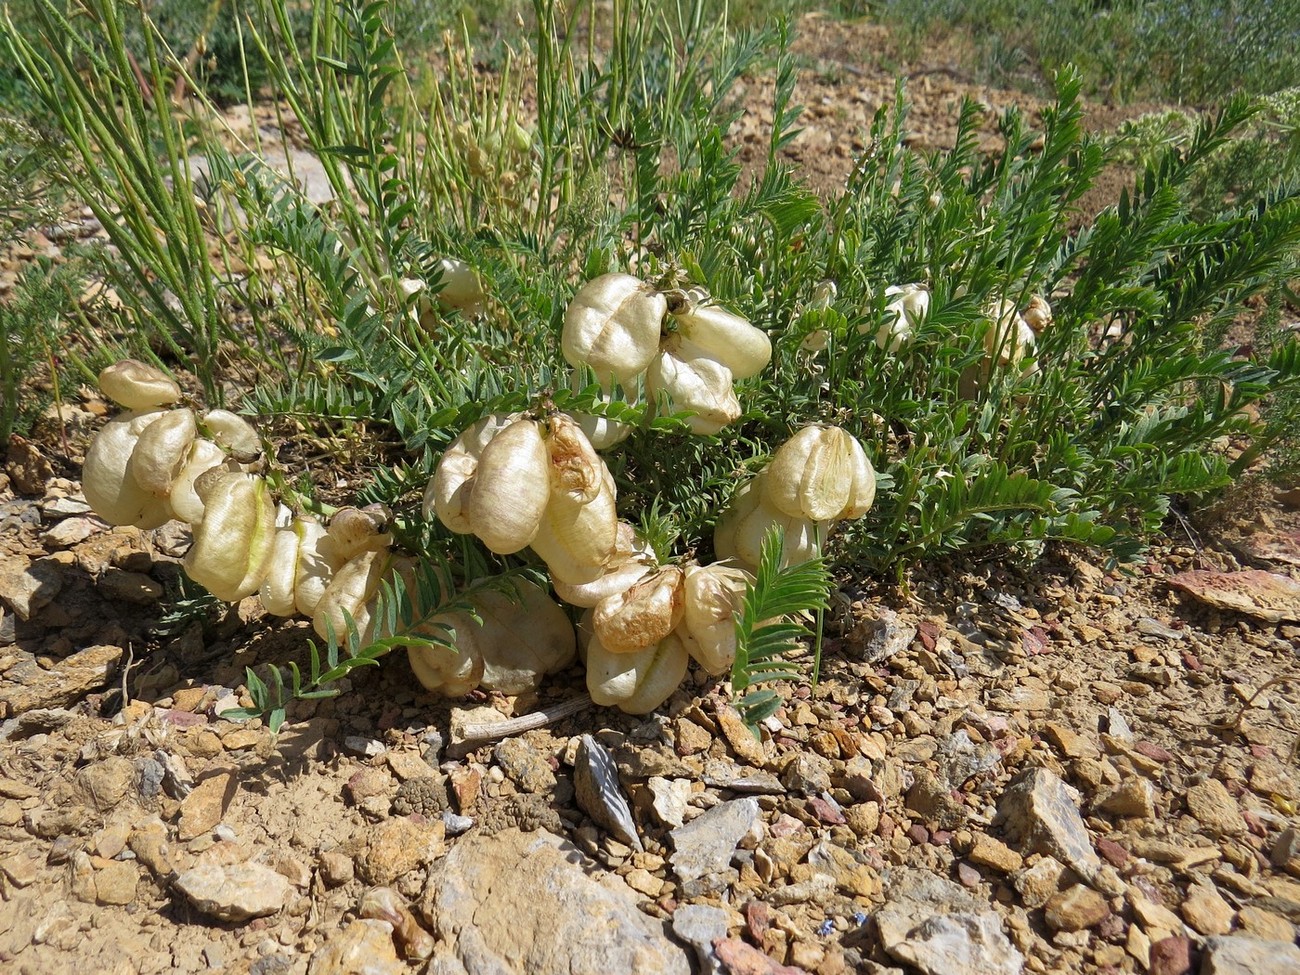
[{"left": 3, "top": 13, "right": 1300, "bottom": 975}]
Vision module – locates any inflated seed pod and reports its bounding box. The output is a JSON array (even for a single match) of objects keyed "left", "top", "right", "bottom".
[
  {"left": 679, "top": 562, "right": 752, "bottom": 675},
  {"left": 529, "top": 467, "right": 619, "bottom": 585},
  {"left": 464, "top": 417, "right": 551, "bottom": 555},
  {"left": 258, "top": 514, "right": 328, "bottom": 617},
  {"left": 407, "top": 609, "right": 486, "bottom": 697},
  {"left": 647, "top": 341, "right": 741, "bottom": 435},
  {"left": 425, "top": 413, "right": 516, "bottom": 534},
  {"left": 840, "top": 434, "right": 877, "bottom": 520},
  {"left": 593, "top": 565, "right": 685, "bottom": 654},
  {"left": 82, "top": 409, "right": 173, "bottom": 527},
  {"left": 569, "top": 380, "right": 634, "bottom": 451},
  {"left": 472, "top": 581, "right": 577, "bottom": 693},
  {"left": 714, "top": 473, "right": 825, "bottom": 573},
  {"left": 200, "top": 409, "right": 262, "bottom": 463},
  {"left": 312, "top": 547, "right": 391, "bottom": 644},
  {"left": 183, "top": 470, "right": 277, "bottom": 601},
  {"left": 671, "top": 300, "right": 771, "bottom": 380},
  {"left": 546, "top": 412, "right": 604, "bottom": 505},
  {"left": 765, "top": 425, "right": 860, "bottom": 522},
  {"left": 293, "top": 517, "right": 340, "bottom": 617},
  {"left": 1021, "top": 295, "right": 1052, "bottom": 334},
  {"left": 586, "top": 629, "right": 689, "bottom": 715},
  {"left": 323, "top": 505, "right": 393, "bottom": 563},
  {"left": 435, "top": 258, "right": 485, "bottom": 313},
  {"left": 98, "top": 359, "right": 182, "bottom": 411},
  {"left": 959, "top": 302, "right": 1039, "bottom": 399},
  {"left": 562, "top": 273, "right": 667, "bottom": 384},
  {"left": 168, "top": 439, "right": 228, "bottom": 525},
  {"left": 551, "top": 522, "right": 656, "bottom": 608},
  {"left": 128, "top": 407, "right": 196, "bottom": 498},
  {"left": 865, "top": 283, "right": 929, "bottom": 352}
]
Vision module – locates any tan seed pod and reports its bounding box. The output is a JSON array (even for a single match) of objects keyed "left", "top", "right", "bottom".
[
  {"left": 562, "top": 273, "right": 667, "bottom": 385},
  {"left": 546, "top": 412, "right": 605, "bottom": 504},
  {"left": 647, "top": 341, "right": 741, "bottom": 435},
  {"left": 426, "top": 413, "right": 516, "bottom": 534},
  {"left": 714, "top": 473, "right": 826, "bottom": 573},
  {"left": 465, "top": 418, "right": 551, "bottom": 555},
  {"left": 472, "top": 581, "right": 577, "bottom": 694},
  {"left": 128, "top": 407, "right": 197, "bottom": 498},
  {"left": 764, "top": 425, "right": 856, "bottom": 522},
  {"left": 82, "top": 409, "right": 172, "bottom": 527},
  {"left": 167, "top": 439, "right": 227, "bottom": 525},
  {"left": 324, "top": 505, "right": 393, "bottom": 564},
  {"left": 184, "top": 471, "right": 277, "bottom": 601},
  {"left": 98, "top": 359, "right": 182, "bottom": 410},
  {"left": 529, "top": 466, "right": 619, "bottom": 585},
  {"left": 407, "top": 609, "right": 486, "bottom": 697},
  {"left": 293, "top": 517, "right": 338, "bottom": 617},
  {"left": 586, "top": 629, "right": 689, "bottom": 715},
  {"left": 551, "top": 522, "right": 657, "bottom": 608},
  {"left": 201, "top": 409, "right": 261, "bottom": 462},
  {"left": 312, "top": 548, "right": 391, "bottom": 644},
  {"left": 840, "top": 434, "right": 877, "bottom": 520},
  {"left": 680, "top": 562, "right": 752, "bottom": 675},
  {"left": 593, "top": 565, "right": 685, "bottom": 654},
  {"left": 671, "top": 301, "right": 771, "bottom": 380}
]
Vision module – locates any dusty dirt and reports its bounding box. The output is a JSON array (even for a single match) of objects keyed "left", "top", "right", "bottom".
[{"left": 3, "top": 13, "right": 1300, "bottom": 975}]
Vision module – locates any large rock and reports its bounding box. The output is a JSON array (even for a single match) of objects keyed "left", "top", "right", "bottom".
[
  {"left": 422, "top": 827, "right": 689, "bottom": 975},
  {"left": 669, "top": 797, "right": 759, "bottom": 897},
  {"left": 0, "top": 644, "right": 123, "bottom": 717},
  {"left": 877, "top": 870, "right": 1023, "bottom": 975},
  {"left": 174, "top": 862, "right": 292, "bottom": 922},
  {"left": 309, "top": 919, "right": 406, "bottom": 975},
  {"left": 0, "top": 554, "right": 63, "bottom": 620},
  {"left": 998, "top": 767, "right": 1108, "bottom": 890},
  {"left": 1200, "top": 935, "right": 1300, "bottom": 975}
]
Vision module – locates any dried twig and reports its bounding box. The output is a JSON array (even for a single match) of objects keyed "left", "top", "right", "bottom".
[{"left": 447, "top": 695, "right": 592, "bottom": 758}]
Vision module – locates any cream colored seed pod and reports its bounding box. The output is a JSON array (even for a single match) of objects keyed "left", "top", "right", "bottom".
[
  {"left": 472, "top": 581, "right": 577, "bottom": 694},
  {"left": 323, "top": 505, "right": 393, "bottom": 564},
  {"left": 128, "top": 407, "right": 196, "bottom": 498},
  {"left": 714, "top": 474, "right": 825, "bottom": 573},
  {"left": 840, "top": 435, "right": 878, "bottom": 520},
  {"left": 765, "top": 424, "right": 863, "bottom": 522},
  {"left": 200, "top": 409, "right": 262, "bottom": 463},
  {"left": 82, "top": 409, "right": 173, "bottom": 527},
  {"left": 551, "top": 522, "right": 656, "bottom": 608},
  {"left": 407, "top": 610, "right": 485, "bottom": 697},
  {"left": 679, "top": 562, "right": 752, "bottom": 675},
  {"left": 168, "top": 439, "right": 227, "bottom": 525},
  {"left": 529, "top": 467, "right": 619, "bottom": 585},
  {"left": 546, "top": 412, "right": 604, "bottom": 504},
  {"left": 465, "top": 417, "right": 551, "bottom": 555},
  {"left": 569, "top": 379, "right": 634, "bottom": 451},
  {"left": 184, "top": 471, "right": 277, "bottom": 601},
  {"left": 435, "top": 258, "right": 485, "bottom": 314},
  {"left": 98, "top": 359, "right": 182, "bottom": 410},
  {"left": 647, "top": 341, "right": 741, "bottom": 435},
  {"left": 866, "top": 283, "right": 929, "bottom": 352},
  {"left": 292, "top": 517, "right": 337, "bottom": 617},
  {"left": 312, "top": 547, "right": 391, "bottom": 644},
  {"left": 593, "top": 565, "right": 685, "bottom": 655},
  {"left": 1022, "top": 295, "right": 1052, "bottom": 334},
  {"left": 425, "top": 413, "right": 516, "bottom": 534},
  {"left": 257, "top": 514, "right": 329, "bottom": 617},
  {"left": 562, "top": 273, "right": 667, "bottom": 384},
  {"left": 586, "top": 630, "right": 689, "bottom": 715},
  {"left": 671, "top": 300, "right": 771, "bottom": 380}
]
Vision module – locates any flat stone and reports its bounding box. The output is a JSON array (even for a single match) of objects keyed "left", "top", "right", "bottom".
[
  {"left": 77, "top": 756, "right": 137, "bottom": 811},
  {"left": 1200, "top": 935, "right": 1300, "bottom": 975},
  {"left": 308, "top": 919, "right": 405, "bottom": 975},
  {"left": 41, "top": 517, "right": 99, "bottom": 548},
  {"left": 318, "top": 851, "right": 354, "bottom": 888},
  {"left": 1186, "top": 779, "right": 1244, "bottom": 836},
  {"left": 1098, "top": 778, "right": 1156, "bottom": 820},
  {"left": 1168, "top": 569, "right": 1300, "bottom": 622},
  {"left": 422, "top": 827, "right": 689, "bottom": 975},
  {"left": 669, "top": 797, "right": 759, "bottom": 887},
  {"left": 967, "top": 833, "right": 1022, "bottom": 874},
  {"left": 1148, "top": 935, "right": 1190, "bottom": 975},
  {"left": 1044, "top": 884, "right": 1109, "bottom": 931},
  {"left": 672, "top": 904, "right": 729, "bottom": 975},
  {"left": 1181, "top": 881, "right": 1234, "bottom": 935},
  {"left": 495, "top": 737, "right": 557, "bottom": 795},
  {"left": 0, "top": 554, "right": 63, "bottom": 620},
  {"left": 647, "top": 777, "right": 691, "bottom": 829},
  {"left": 0, "top": 644, "right": 123, "bottom": 716},
  {"left": 998, "top": 767, "right": 1103, "bottom": 887},
  {"left": 1015, "top": 856, "right": 1066, "bottom": 909},
  {"left": 701, "top": 761, "right": 784, "bottom": 794},
  {"left": 177, "top": 771, "right": 237, "bottom": 840},
  {"left": 715, "top": 705, "right": 767, "bottom": 766},
  {"left": 849, "top": 607, "right": 916, "bottom": 663},
  {"left": 573, "top": 734, "right": 641, "bottom": 850},
  {"left": 97, "top": 568, "right": 163, "bottom": 604},
  {"left": 93, "top": 858, "right": 139, "bottom": 905},
  {"left": 356, "top": 816, "right": 441, "bottom": 886},
  {"left": 1238, "top": 906, "right": 1295, "bottom": 941},
  {"left": 935, "top": 730, "right": 1002, "bottom": 788},
  {"left": 877, "top": 875, "right": 1023, "bottom": 975},
  {"left": 174, "top": 861, "right": 292, "bottom": 922}
]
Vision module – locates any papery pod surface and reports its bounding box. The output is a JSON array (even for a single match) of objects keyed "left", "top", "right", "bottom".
[
  {"left": 168, "top": 439, "right": 227, "bottom": 525},
  {"left": 764, "top": 425, "right": 856, "bottom": 522},
  {"left": 82, "top": 409, "right": 172, "bottom": 527},
  {"left": 672, "top": 302, "right": 771, "bottom": 380},
  {"left": 647, "top": 342, "right": 741, "bottom": 435},
  {"left": 868, "top": 283, "right": 929, "bottom": 352},
  {"left": 681, "top": 562, "right": 752, "bottom": 675},
  {"left": 312, "top": 548, "right": 391, "bottom": 645},
  {"left": 435, "top": 258, "right": 484, "bottom": 313},
  {"left": 839, "top": 435, "right": 877, "bottom": 520},
  {"left": 425, "top": 412, "right": 515, "bottom": 534},
  {"left": 529, "top": 467, "right": 619, "bottom": 585},
  {"left": 593, "top": 565, "right": 685, "bottom": 654},
  {"left": 407, "top": 610, "right": 485, "bottom": 697},
  {"left": 201, "top": 409, "right": 261, "bottom": 462},
  {"left": 562, "top": 273, "right": 667, "bottom": 384},
  {"left": 184, "top": 471, "right": 277, "bottom": 601},
  {"left": 470, "top": 580, "right": 577, "bottom": 694},
  {"left": 290, "top": 516, "right": 334, "bottom": 616},
  {"left": 99, "top": 359, "right": 182, "bottom": 411},
  {"left": 715, "top": 474, "right": 825, "bottom": 573},
  {"left": 551, "top": 522, "right": 656, "bottom": 608},
  {"left": 586, "top": 630, "right": 689, "bottom": 715},
  {"left": 323, "top": 505, "right": 394, "bottom": 564},
  {"left": 465, "top": 418, "right": 550, "bottom": 554},
  {"left": 128, "top": 407, "right": 197, "bottom": 498},
  {"left": 259, "top": 524, "right": 304, "bottom": 617},
  {"left": 546, "top": 412, "right": 605, "bottom": 504},
  {"left": 569, "top": 381, "right": 634, "bottom": 450}
]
